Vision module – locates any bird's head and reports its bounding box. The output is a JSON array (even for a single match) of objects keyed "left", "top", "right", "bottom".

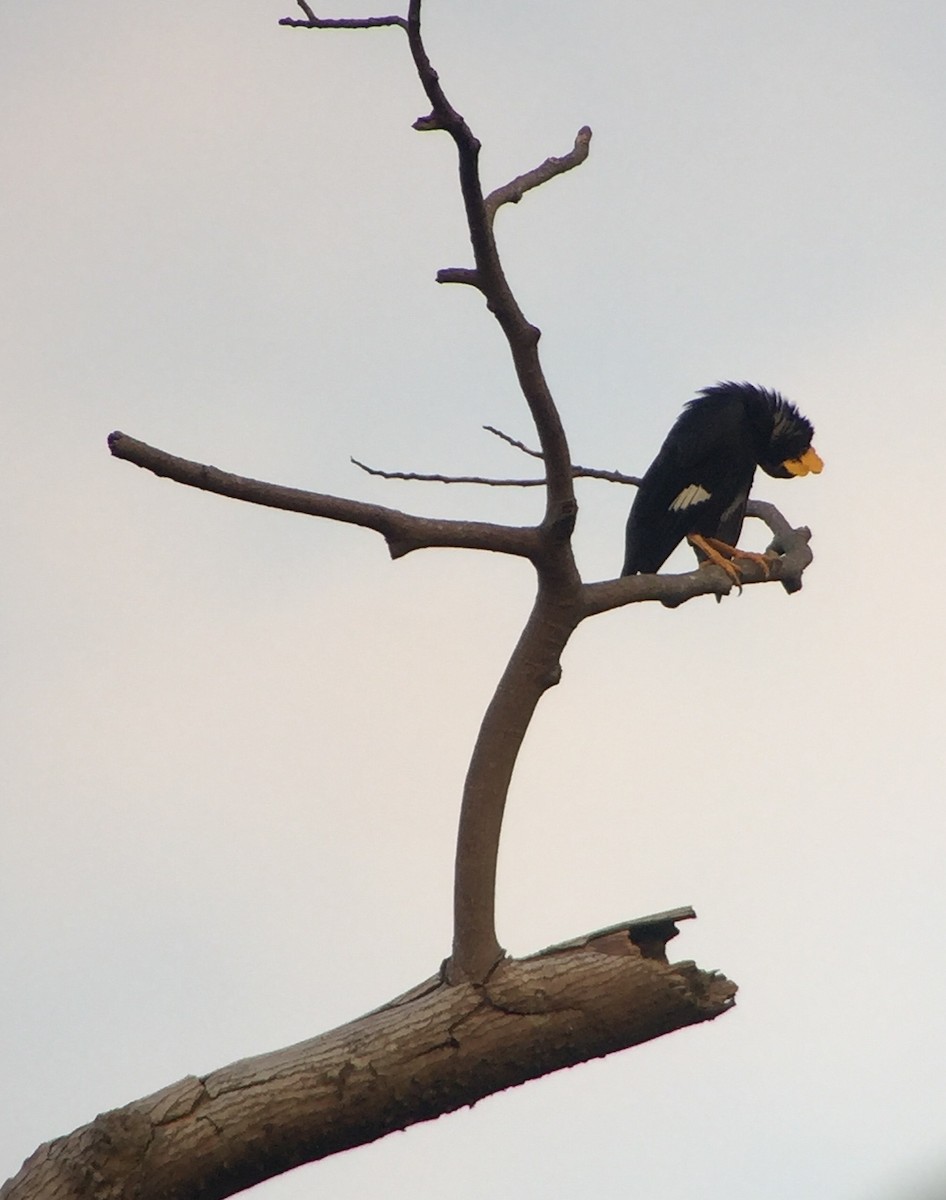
[{"left": 755, "top": 388, "right": 823, "bottom": 479}]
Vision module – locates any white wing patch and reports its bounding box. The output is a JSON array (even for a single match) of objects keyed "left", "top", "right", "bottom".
[{"left": 669, "top": 483, "right": 711, "bottom": 512}]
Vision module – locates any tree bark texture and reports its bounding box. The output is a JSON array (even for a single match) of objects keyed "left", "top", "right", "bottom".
[{"left": 2, "top": 917, "right": 734, "bottom": 1200}]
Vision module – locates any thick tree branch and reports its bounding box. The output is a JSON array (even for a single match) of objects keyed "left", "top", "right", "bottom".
[
  {"left": 107, "top": 432, "right": 539, "bottom": 561},
  {"left": 581, "top": 518, "right": 814, "bottom": 614},
  {"left": 450, "top": 585, "right": 581, "bottom": 980},
  {"left": 2, "top": 915, "right": 734, "bottom": 1200}
]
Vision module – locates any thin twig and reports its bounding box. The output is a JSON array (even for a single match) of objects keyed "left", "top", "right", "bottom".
[
  {"left": 576, "top": 464, "right": 641, "bottom": 485},
  {"left": 351, "top": 455, "right": 640, "bottom": 488},
  {"left": 485, "top": 127, "right": 592, "bottom": 222},
  {"left": 352, "top": 457, "right": 545, "bottom": 487},
  {"left": 484, "top": 424, "right": 544, "bottom": 459},
  {"left": 482, "top": 425, "right": 641, "bottom": 485}
]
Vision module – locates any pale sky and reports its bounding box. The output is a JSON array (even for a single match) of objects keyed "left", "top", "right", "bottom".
[{"left": 3, "top": 4, "right": 946, "bottom": 1199}]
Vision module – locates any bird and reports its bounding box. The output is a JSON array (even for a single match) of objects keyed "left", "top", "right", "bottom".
[{"left": 621, "top": 381, "right": 822, "bottom": 583}]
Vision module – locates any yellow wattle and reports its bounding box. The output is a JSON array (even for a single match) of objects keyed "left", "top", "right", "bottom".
[{"left": 783, "top": 446, "right": 824, "bottom": 476}]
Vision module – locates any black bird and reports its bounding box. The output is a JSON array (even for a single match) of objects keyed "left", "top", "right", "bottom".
[{"left": 621, "top": 382, "right": 822, "bottom": 582}]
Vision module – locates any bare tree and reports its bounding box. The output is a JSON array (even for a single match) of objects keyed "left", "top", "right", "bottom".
[{"left": 2, "top": 5, "right": 814, "bottom": 1199}]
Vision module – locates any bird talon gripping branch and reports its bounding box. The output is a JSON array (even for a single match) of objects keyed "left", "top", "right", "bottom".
[
  {"left": 701, "top": 537, "right": 777, "bottom": 578},
  {"left": 701, "top": 560, "right": 743, "bottom": 592},
  {"left": 622, "top": 382, "right": 822, "bottom": 583},
  {"left": 689, "top": 534, "right": 748, "bottom": 588}
]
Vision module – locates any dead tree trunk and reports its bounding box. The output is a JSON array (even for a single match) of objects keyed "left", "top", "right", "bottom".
[
  {"left": 2, "top": 3, "right": 817, "bottom": 1198},
  {"left": 2, "top": 915, "right": 734, "bottom": 1200}
]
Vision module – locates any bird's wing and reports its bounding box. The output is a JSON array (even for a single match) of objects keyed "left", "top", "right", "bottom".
[
  {"left": 622, "top": 405, "right": 751, "bottom": 575},
  {"left": 622, "top": 438, "right": 719, "bottom": 574}
]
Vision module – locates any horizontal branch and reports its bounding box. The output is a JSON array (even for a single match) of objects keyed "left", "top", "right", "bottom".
[
  {"left": 351, "top": 459, "right": 640, "bottom": 488},
  {"left": 485, "top": 127, "right": 593, "bottom": 222},
  {"left": 2, "top": 913, "right": 734, "bottom": 1200},
  {"left": 435, "top": 266, "right": 482, "bottom": 288},
  {"left": 279, "top": 3, "right": 407, "bottom": 30},
  {"left": 352, "top": 426, "right": 641, "bottom": 488},
  {"left": 107, "top": 432, "right": 539, "bottom": 560},
  {"left": 581, "top": 519, "right": 814, "bottom": 615}
]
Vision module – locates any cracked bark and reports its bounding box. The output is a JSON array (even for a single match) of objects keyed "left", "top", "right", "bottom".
[{"left": 2, "top": 917, "right": 734, "bottom": 1200}]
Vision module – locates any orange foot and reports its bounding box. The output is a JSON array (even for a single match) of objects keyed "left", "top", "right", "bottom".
[
  {"left": 688, "top": 534, "right": 777, "bottom": 590},
  {"left": 702, "top": 536, "right": 776, "bottom": 578}
]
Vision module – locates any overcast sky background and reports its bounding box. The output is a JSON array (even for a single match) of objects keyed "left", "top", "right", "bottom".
[{"left": 3, "top": 3, "right": 946, "bottom": 1198}]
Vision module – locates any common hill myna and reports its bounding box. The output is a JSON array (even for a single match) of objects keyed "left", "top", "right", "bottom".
[{"left": 621, "top": 382, "right": 822, "bottom": 582}]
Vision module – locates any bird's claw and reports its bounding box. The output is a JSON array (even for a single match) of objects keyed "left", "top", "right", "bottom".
[
  {"left": 704, "top": 538, "right": 777, "bottom": 574},
  {"left": 698, "top": 555, "right": 744, "bottom": 592},
  {"left": 691, "top": 534, "right": 779, "bottom": 592}
]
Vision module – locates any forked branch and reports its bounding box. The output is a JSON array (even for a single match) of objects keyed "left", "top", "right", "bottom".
[
  {"left": 278, "top": 2, "right": 406, "bottom": 29},
  {"left": 351, "top": 423, "right": 640, "bottom": 487},
  {"left": 0, "top": 5, "right": 775, "bottom": 1197}
]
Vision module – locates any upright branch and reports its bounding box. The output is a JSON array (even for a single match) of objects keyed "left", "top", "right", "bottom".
[
  {"left": 404, "top": 0, "right": 578, "bottom": 523},
  {"left": 394, "top": 0, "right": 602, "bottom": 980}
]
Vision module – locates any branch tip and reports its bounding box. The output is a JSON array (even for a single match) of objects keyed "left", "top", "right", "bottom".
[
  {"left": 436, "top": 267, "right": 481, "bottom": 288},
  {"left": 413, "top": 112, "right": 443, "bottom": 132}
]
